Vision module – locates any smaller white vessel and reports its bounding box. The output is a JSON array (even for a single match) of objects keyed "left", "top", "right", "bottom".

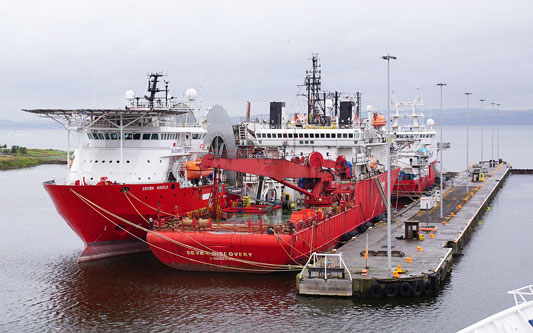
[{"left": 459, "top": 285, "right": 533, "bottom": 332}]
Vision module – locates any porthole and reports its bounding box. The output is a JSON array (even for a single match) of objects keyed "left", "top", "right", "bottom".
[
  {"left": 95, "top": 160, "right": 98, "bottom": 163},
  {"left": 160, "top": 160, "right": 162, "bottom": 163},
  {"left": 138, "top": 177, "right": 141, "bottom": 180},
  {"left": 109, "top": 160, "right": 112, "bottom": 163},
  {"left": 147, "top": 160, "right": 150, "bottom": 163},
  {"left": 127, "top": 160, "right": 130, "bottom": 163},
  {"left": 117, "top": 160, "right": 120, "bottom": 163},
  {"left": 102, "top": 160, "right": 105, "bottom": 163}
]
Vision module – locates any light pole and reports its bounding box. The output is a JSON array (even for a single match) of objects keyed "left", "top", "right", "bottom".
[
  {"left": 382, "top": 54, "right": 396, "bottom": 271},
  {"left": 437, "top": 83, "right": 446, "bottom": 219},
  {"left": 480, "top": 99, "right": 485, "bottom": 163},
  {"left": 465, "top": 92, "right": 472, "bottom": 193},
  {"left": 491, "top": 102, "right": 495, "bottom": 162},
  {"left": 497, "top": 103, "right": 500, "bottom": 160}
]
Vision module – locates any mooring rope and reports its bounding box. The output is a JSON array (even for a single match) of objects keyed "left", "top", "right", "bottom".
[{"left": 70, "top": 189, "right": 295, "bottom": 272}]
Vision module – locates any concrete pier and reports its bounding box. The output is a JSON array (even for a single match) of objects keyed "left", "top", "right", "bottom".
[{"left": 297, "top": 161, "right": 512, "bottom": 298}]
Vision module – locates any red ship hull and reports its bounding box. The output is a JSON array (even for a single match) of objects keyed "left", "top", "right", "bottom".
[
  {"left": 392, "top": 161, "right": 437, "bottom": 197},
  {"left": 147, "top": 169, "right": 400, "bottom": 273},
  {"left": 44, "top": 181, "right": 219, "bottom": 261}
]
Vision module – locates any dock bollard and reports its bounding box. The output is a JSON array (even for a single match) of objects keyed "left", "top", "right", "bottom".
[
  {"left": 393, "top": 270, "right": 400, "bottom": 278},
  {"left": 430, "top": 233, "right": 435, "bottom": 239},
  {"left": 406, "top": 257, "right": 412, "bottom": 263},
  {"left": 417, "top": 246, "right": 422, "bottom": 252},
  {"left": 442, "top": 221, "right": 446, "bottom": 225},
  {"left": 397, "top": 265, "right": 403, "bottom": 272}
]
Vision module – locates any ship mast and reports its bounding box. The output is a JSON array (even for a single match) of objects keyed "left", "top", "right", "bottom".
[
  {"left": 302, "top": 54, "right": 326, "bottom": 125},
  {"left": 144, "top": 72, "right": 168, "bottom": 109}
]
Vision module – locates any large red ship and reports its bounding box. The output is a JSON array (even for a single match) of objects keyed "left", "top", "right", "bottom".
[
  {"left": 24, "top": 73, "right": 236, "bottom": 261},
  {"left": 146, "top": 153, "right": 400, "bottom": 272}
]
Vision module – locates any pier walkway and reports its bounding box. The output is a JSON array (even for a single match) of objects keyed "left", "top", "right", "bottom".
[{"left": 297, "top": 161, "right": 512, "bottom": 297}]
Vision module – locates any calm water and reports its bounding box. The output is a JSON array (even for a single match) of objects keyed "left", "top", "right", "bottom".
[{"left": 1, "top": 127, "right": 532, "bottom": 332}]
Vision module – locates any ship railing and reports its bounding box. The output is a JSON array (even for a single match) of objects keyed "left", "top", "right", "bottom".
[
  {"left": 154, "top": 214, "right": 325, "bottom": 235},
  {"left": 508, "top": 285, "right": 533, "bottom": 306},
  {"left": 299, "top": 252, "right": 353, "bottom": 281}
]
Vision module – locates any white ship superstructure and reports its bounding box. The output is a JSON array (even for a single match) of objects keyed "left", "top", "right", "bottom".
[
  {"left": 391, "top": 90, "right": 438, "bottom": 196},
  {"left": 237, "top": 55, "right": 390, "bottom": 202}
]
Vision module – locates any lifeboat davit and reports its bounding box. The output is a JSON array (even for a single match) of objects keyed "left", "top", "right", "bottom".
[
  {"left": 181, "top": 158, "right": 214, "bottom": 180},
  {"left": 372, "top": 113, "right": 386, "bottom": 128}
]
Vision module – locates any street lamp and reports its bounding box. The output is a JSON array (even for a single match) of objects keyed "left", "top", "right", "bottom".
[
  {"left": 382, "top": 54, "right": 396, "bottom": 271},
  {"left": 437, "top": 83, "right": 446, "bottom": 219},
  {"left": 491, "top": 102, "right": 495, "bottom": 162},
  {"left": 496, "top": 103, "right": 501, "bottom": 160},
  {"left": 465, "top": 92, "right": 472, "bottom": 193},
  {"left": 480, "top": 99, "right": 485, "bottom": 163}
]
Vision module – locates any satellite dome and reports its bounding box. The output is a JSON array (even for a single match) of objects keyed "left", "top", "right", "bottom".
[
  {"left": 325, "top": 99, "right": 333, "bottom": 109},
  {"left": 366, "top": 105, "right": 374, "bottom": 112},
  {"left": 185, "top": 88, "right": 198, "bottom": 101},
  {"left": 125, "top": 90, "right": 135, "bottom": 100},
  {"left": 427, "top": 118, "right": 435, "bottom": 126}
]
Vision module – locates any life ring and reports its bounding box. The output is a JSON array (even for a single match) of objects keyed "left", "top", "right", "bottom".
[
  {"left": 411, "top": 281, "right": 424, "bottom": 297},
  {"left": 383, "top": 283, "right": 398, "bottom": 298},
  {"left": 200, "top": 144, "right": 205, "bottom": 149},
  {"left": 368, "top": 284, "right": 383, "bottom": 299},
  {"left": 398, "top": 282, "right": 413, "bottom": 297}
]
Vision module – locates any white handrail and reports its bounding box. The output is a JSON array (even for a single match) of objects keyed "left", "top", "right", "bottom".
[
  {"left": 508, "top": 285, "right": 533, "bottom": 305},
  {"left": 299, "top": 252, "right": 353, "bottom": 281}
]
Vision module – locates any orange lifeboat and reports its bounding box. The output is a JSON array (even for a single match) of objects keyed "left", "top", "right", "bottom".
[
  {"left": 372, "top": 113, "right": 386, "bottom": 128},
  {"left": 181, "top": 158, "right": 214, "bottom": 180}
]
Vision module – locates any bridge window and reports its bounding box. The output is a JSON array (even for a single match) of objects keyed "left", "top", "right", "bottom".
[
  {"left": 142, "top": 133, "right": 150, "bottom": 140},
  {"left": 151, "top": 134, "right": 159, "bottom": 140},
  {"left": 104, "top": 133, "right": 110, "bottom": 140},
  {"left": 331, "top": 134, "right": 336, "bottom": 138},
  {"left": 133, "top": 133, "right": 140, "bottom": 140},
  {"left": 288, "top": 133, "right": 293, "bottom": 138},
  {"left": 124, "top": 133, "right": 133, "bottom": 140},
  {"left": 349, "top": 133, "right": 354, "bottom": 138},
  {"left": 326, "top": 133, "right": 331, "bottom": 138},
  {"left": 320, "top": 133, "right": 325, "bottom": 138},
  {"left": 304, "top": 133, "right": 309, "bottom": 138},
  {"left": 343, "top": 133, "right": 348, "bottom": 138},
  {"left": 97, "top": 133, "right": 104, "bottom": 140}
]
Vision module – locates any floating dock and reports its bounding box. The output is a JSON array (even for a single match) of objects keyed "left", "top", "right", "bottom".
[{"left": 297, "top": 161, "right": 512, "bottom": 298}]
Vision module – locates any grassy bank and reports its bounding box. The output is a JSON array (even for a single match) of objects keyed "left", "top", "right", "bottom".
[{"left": 0, "top": 148, "right": 67, "bottom": 170}]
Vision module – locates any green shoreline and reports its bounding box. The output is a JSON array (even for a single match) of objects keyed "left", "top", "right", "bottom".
[{"left": 0, "top": 148, "right": 68, "bottom": 170}]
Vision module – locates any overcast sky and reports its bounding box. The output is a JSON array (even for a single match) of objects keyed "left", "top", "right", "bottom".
[{"left": 2, "top": 0, "right": 532, "bottom": 121}]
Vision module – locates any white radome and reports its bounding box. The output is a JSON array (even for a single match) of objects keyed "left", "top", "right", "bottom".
[
  {"left": 185, "top": 88, "right": 198, "bottom": 101},
  {"left": 366, "top": 105, "right": 374, "bottom": 112},
  {"left": 427, "top": 118, "right": 435, "bottom": 126},
  {"left": 125, "top": 90, "right": 135, "bottom": 100}
]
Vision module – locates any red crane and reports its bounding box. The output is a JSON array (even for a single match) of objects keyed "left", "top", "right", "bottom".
[{"left": 200, "top": 152, "right": 352, "bottom": 207}]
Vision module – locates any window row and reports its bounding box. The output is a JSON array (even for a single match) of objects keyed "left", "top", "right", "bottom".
[
  {"left": 87, "top": 132, "right": 206, "bottom": 141},
  {"left": 258, "top": 132, "right": 358, "bottom": 139},
  {"left": 395, "top": 134, "right": 434, "bottom": 139}
]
